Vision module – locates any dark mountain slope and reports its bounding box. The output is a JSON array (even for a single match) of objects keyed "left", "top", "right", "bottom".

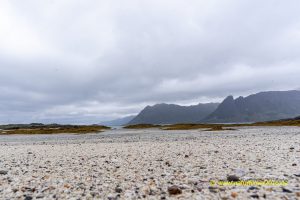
[
  {"left": 128, "top": 103, "right": 219, "bottom": 125},
  {"left": 203, "top": 90, "right": 300, "bottom": 123}
]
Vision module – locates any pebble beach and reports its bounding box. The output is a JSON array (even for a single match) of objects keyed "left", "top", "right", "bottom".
[{"left": 1, "top": 127, "right": 300, "bottom": 199}]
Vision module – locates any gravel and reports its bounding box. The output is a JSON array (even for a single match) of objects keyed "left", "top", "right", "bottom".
[{"left": 0, "top": 126, "right": 300, "bottom": 199}]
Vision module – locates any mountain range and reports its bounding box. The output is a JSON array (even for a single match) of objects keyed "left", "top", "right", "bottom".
[
  {"left": 204, "top": 90, "right": 300, "bottom": 123},
  {"left": 126, "top": 90, "right": 300, "bottom": 125},
  {"left": 127, "top": 103, "right": 219, "bottom": 125}
]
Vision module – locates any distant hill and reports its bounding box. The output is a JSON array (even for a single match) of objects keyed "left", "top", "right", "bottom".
[
  {"left": 128, "top": 103, "right": 219, "bottom": 125},
  {"left": 203, "top": 90, "right": 300, "bottom": 123},
  {"left": 100, "top": 115, "right": 136, "bottom": 126}
]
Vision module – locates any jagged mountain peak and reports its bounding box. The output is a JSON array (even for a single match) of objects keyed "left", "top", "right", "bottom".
[{"left": 203, "top": 90, "right": 300, "bottom": 123}]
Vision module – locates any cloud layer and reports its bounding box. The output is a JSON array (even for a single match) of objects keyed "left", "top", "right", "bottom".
[{"left": 1, "top": 0, "right": 300, "bottom": 124}]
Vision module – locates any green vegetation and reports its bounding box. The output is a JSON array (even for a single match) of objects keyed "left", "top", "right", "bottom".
[
  {"left": 254, "top": 119, "right": 300, "bottom": 126},
  {"left": 0, "top": 124, "right": 110, "bottom": 135},
  {"left": 123, "top": 117, "right": 300, "bottom": 131},
  {"left": 1, "top": 117, "right": 299, "bottom": 135}
]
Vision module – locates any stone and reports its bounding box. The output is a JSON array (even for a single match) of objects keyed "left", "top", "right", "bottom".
[
  {"left": 248, "top": 186, "right": 258, "bottom": 191},
  {"left": 115, "top": 187, "right": 122, "bottom": 193},
  {"left": 250, "top": 194, "right": 259, "bottom": 199},
  {"left": 24, "top": 196, "right": 33, "bottom": 200},
  {"left": 208, "top": 186, "right": 218, "bottom": 193},
  {"left": 282, "top": 187, "right": 293, "bottom": 193},
  {"left": 294, "top": 173, "right": 300, "bottom": 177},
  {"left": 227, "top": 175, "right": 240, "bottom": 182},
  {"left": 231, "top": 192, "right": 238, "bottom": 198},
  {"left": 107, "top": 194, "right": 117, "bottom": 200},
  {"left": 167, "top": 185, "right": 182, "bottom": 195},
  {"left": 36, "top": 194, "right": 44, "bottom": 199},
  {"left": 0, "top": 170, "right": 8, "bottom": 175}
]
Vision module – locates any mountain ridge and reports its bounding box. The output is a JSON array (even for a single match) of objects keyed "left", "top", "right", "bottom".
[
  {"left": 203, "top": 90, "right": 300, "bottom": 123},
  {"left": 128, "top": 102, "right": 219, "bottom": 125}
]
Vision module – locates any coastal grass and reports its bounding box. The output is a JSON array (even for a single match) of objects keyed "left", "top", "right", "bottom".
[
  {"left": 253, "top": 119, "right": 300, "bottom": 126},
  {"left": 123, "top": 124, "right": 161, "bottom": 129},
  {"left": 1, "top": 117, "right": 299, "bottom": 134},
  {"left": 124, "top": 118, "right": 300, "bottom": 131},
  {"left": 0, "top": 125, "right": 110, "bottom": 135},
  {"left": 164, "top": 119, "right": 300, "bottom": 130}
]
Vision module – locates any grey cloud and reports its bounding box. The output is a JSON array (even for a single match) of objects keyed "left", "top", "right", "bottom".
[{"left": 0, "top": 0, "right": 300, "bottom": 123}]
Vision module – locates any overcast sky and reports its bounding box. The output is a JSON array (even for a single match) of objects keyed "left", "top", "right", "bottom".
[{"left": 1, "top": 0, "right": 300, "bottom": 124}]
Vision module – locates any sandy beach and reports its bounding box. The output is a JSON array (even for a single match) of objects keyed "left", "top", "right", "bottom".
[{"left": 1, "top": 127, "right": 300, "bottom": 199}]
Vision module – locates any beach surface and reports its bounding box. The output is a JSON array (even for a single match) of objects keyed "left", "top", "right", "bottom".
[{"left": 0, "top": 127, "right": 300, "bottom": 199}]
